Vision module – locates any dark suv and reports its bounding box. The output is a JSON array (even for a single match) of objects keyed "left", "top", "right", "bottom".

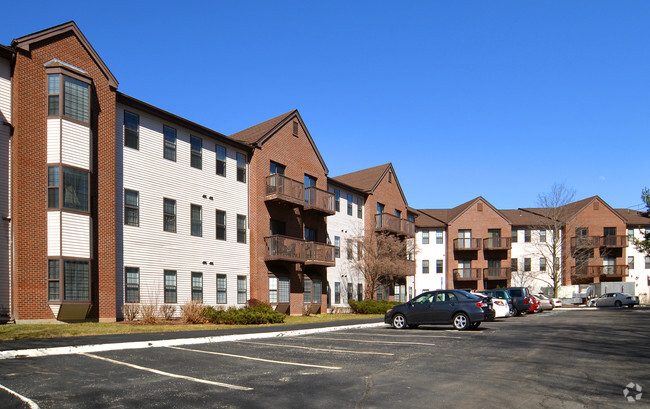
[{"left": 505, "top": 287, "right": 532, "bottom": 316}]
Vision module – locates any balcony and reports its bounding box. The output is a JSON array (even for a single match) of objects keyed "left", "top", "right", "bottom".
[
  {"left": 482, "top": 267, "right": 511, "bottom": 280},
  {"left": 483, "top": 237, "right": 512, "bottom": 251},
  {"left": 571, "top": 265, "right": 629, "bottom": 279},
  {"left": 264, "top": 235, "right": 305, "bottom": 263},
  {"left": 375, "top": 213, "right": 415, "bottom": 237},
  {"left": 265, "top": 175, "right": 304, "bottom": 207},
  {"left": 570, "top": 236, "right": 599, "bottom": 250},
  {"left": 453, "top": 238, "right": 482, "bottom": 251},
  {"left": 304, "top": 187, "right": 335, "bottom": 216},
  {"left": 599, "top": 235, "right": 627, "bottom": 249},
  {"left": 305, "top": 241, "right": 335, "bottom": 267},
  {"left": 453, "top": 268, "right": 481, "bottom": 281}
]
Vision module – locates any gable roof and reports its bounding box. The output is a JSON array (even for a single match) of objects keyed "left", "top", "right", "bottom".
[
  {"left": 414, "top": 210, "right": 446, "bottom": 228},
  {"left": 520, "top": 196, "right": 627, "bottom": 225},
  {"left": 331, "top": 163, "right": 409, "bottom": 206},
  {"left": 230, "top": 109, "right": 329, "bottom": 174},
  {"left": 500, "top": 209, "right": 553, "bottom": 226},
  {"left": 419, "top": 197, "right": 510, "bottom": 226},
  {"left": 615, "top": 209, "right": 650, "bottom": 227},
  {"left": 12, "top": 21, "right": 118, "bottom": 89}
]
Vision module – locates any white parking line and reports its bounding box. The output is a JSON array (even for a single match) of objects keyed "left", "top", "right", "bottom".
[
  {"left": 336, "top": 332, "right": 462, "bottom": 339},
  {"left": 0, "top": 383, "right": 40, "bottom": 409},
  {"left": 169, "top": 346, "right": 341, "bottom": 369},
  {"left": 81, "top": 353, "right": 252, "bottom": 391},
  {"left": 238, "top": 340, "right": 394, "bottom": 355},
  {"left": 0, "top": 322, "right": 384, "bottom": 360},
  {"left": 305, "top": 336, "right": 436, "bottom": 346}
]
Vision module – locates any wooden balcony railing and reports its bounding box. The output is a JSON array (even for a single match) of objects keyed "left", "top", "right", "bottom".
[
  {"left": 264, "top": 235, "right": 305, "bottom": 263},
  {"left": 265, "top": 175, "right": 304, "bottom": 207},
  {"left": 453, "top": 268, "right": 481, "bottom": 280},
  {"left": 570, "top": 236, "right": 600, "bottom": 250},
  {"left": 571, "top": 265, "right": 629, "bottom": 278},
  {"left": 304, "top": 187, "right": 335, "bottom": 215},
  {"left": 483, "top": 237, "right": 512, "bottom": 250},
  {"left": 599, "top": 235, "right": 627, "bottom": 248},
  {"left": 305, "top": 242, "right": 335, "bottom": 266},
  {"left": 482, "top": 267, "right": 512, "bottom": 280},
  {"left": 375, "top": 213, "right": 415, "bottom": 237},
  {"left": 453, "top": 238, "right": 482, "bottom": 251}
]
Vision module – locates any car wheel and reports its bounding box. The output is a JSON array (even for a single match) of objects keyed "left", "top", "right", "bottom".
[
  {"left": 392, "top": 313, "right": 407, "bottom": 329},
  {"left": 452, "top": 313, "right": 469, "bottom": 330},
  {"left": 615, "top": 300, "right": 622, "bottom": 308},
  {"left": 469, "top": 322, "right": 481, "bottom": 330},
  {"left": 627, "top": 304, "right": 634, "bottom": 308},
  {"left": 407, "top": 324, "right": 419, "bottom": 329}
]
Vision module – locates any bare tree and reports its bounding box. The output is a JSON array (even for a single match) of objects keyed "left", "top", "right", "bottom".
[
  {"left": 633, "top": 187, "right": 650, "bottom": 256},
  {"left": 530, "top": 183, "right": 576, "bottom": 297},
  {"left": 347, "top": 232, "right": 415, "bottom": 300}
]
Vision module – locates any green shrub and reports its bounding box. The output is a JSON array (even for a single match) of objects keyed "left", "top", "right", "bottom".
[
  {"left": 348, "top": 299, "right": 400, "bottom": 314},
  {"left": 204, "top": 303, "right": 285, "bottom": 325}
]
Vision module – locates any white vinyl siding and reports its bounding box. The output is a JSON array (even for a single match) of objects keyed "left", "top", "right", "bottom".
[
  {"left": 47, "top": 212, "right": 61, "bottom": 257},
  {"left": 0, "top": 57, "right": 10, "bottom": 123},
  {"left": 61, "top": 212, "right": 91, "bottom": 258},
  {"left": 61, "top": 120, "right": 90, "bottom": 170},
  {"left": 117, "top": 104, "right": 249, "bottom": 314},
  {"left": 47, "top": 118, "right": 61, "bottom": 164}
]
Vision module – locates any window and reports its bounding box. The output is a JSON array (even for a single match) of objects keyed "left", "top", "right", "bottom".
[
  {"left": 190, "top": 272, "right": 202, "bottom": 303},
  {"left": 304, "top": 278, "right": 312, "bottom": 304},
  {"left": 334, "top": 189, "right": 340, "bottom": 212},
  {"left": 347, "top": 241, "right": 353, "bottom": 260},
  {"left": 190, "top": 135, "right": 202, "bottom": 169},
  {"left": 539, "top": 230, "right": 546, "bottom": 243},
  {"left": 422, "top": 260, "right": 429, "bottom": 274},
  {"left": 357, "top": 284, "right": 363, "bottom": 301},
  {"left": 63, "top": 167, "right": 89, "bottom": 212},
  {"left": 269, "top": 277, "right": 278, "bottom": 303},
  {"left": 628, "top": 257, "right": 635, "bottom": 269},
  {"left": 422, "top": 230, "right": 429, "bottom": 244},
  {"left": 164, "top": 270, "right": 177, "bottom": 303},
  {"left": 347, "top": 283, "right": 353, "bottom": 302},
  {"left": 524, "top": 229, "right": 531, "bottom": 242},
  {"left": 236, "top": 153, "right": 247, "bottom": 183},
  {"left": 216, "top": 144, "right": 226, "bottom": 176},
  {"left": 268, "top": 277, "right": 290, "bottom": 303},
  {"left": 48, "top": 259, "right": 60, "bottom": 301},
  {"left": 64, "top": 260, "right": 89, "bottom": 301},
  {"left": 357, "top": 197, "right": 363, "bottom": 219},
  {"left": 124, "top": 189, "right": 139, "bottom": 226},
  {"left": 237, "top": 276, "right": 247, "bottom": 304},
  {"left": 334, "top": 282, "right": 341, "bottom": 304},
  {"left": 217, "top": 274, "right": 227, "bottom": 304},
  {"left": 540, "top": 258, "right": 546, "bottom": 272},
  {"left": 216, "top": 210, "right": 226, "bottom": 240},
  {"left": 357, "top": 241, "right": 363, "bottom": 260},
  {"left": 191, "top": 204, "right": 202, "bottom": 237},
  {"left": 125, "top": 267, "right": 139, "bottom": 303},
  {"left": 377, "top": 202, "right": 385, "bottom": 214},
  {"left": 163, "top": 125, "right": 176, "bottom": 161},
  {"left": 270, "top": 161, "right": 285, "bottom": 175},
  {"left": 628, "top": 229, "right": 635, "bottom": 244},
  {"left": 436, "top": 260, "right": 443, "bottom": 274},
  {"left": 511, "top": 229, "right": 518, "bottom": 243},
  {"left": 645, "top": 256, "right": 650, "bottom": 269},
  {"left": 305, "top": 227, "right": 317, "bottom": 242},
  {"left": 347, "top": 193, "right": 353, "bottom": 216},
  {"left": 334, "top": 236, "right": 340, "bottom": 258},
  {"left": 524, "top": 258, "right": 531, "bottom": 272},
  {"left": 376, "top": 284, "right": 384, "bottom": 301},
  {"left": 47, "top": 166, "right": 59, "bottom": 208},
  {"left": 237, "top": 215, "right": 247, "bottom": 243},
  {"left": 511, "top": 258, "right": 518, "bottom": 271},
  {"left": 436, "top": 230, "right": 444, "bottom": 244},
  {"left": 124, "top": 111, "right": 139, "bottom": 150},
  {"left": 163, "top": 198, "right": 176, "bottom": 233},
  {"left": 395, "top": 209, "right": 402, "bottom": 218},
  {"left": 47, "top": 74, "right": 60, "bottom": 116}
]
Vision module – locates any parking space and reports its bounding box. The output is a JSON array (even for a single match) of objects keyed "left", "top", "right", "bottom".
[{"left": 1, "top": 308, "right": 649, "bottom": 408}]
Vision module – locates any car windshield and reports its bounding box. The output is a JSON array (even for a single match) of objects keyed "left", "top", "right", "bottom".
[{"left": 456, "top": 290, "right": 481, "bottom": 300}]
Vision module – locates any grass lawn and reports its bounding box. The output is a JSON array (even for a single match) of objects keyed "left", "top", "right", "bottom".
[{"left": 0, "top": 314, "right": 383, "bottom": 342}]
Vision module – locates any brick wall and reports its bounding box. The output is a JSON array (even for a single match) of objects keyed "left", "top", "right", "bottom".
[{"left": 12, "top": 32, "right": 116, "bottom": 320}]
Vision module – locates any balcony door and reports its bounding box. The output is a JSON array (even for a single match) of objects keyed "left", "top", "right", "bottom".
[
  {"left": 458, "top": 260, "right": 471, "bottom": 278},
  {"left": 487, "top": 259, "right": 501, "bottom": 277},
  {"left": 269, "top": 162, "right": 286, "bottom": 193},
  {"left": 458, "top": 230, "right": 471, "bottom": 249},
  {"left": 603, "top": 227, "right": 616, "bottom": 246},
  {"left": 603, "top": 257, "right": 616, "bottom": 275},
  {"left": 488, "top": 229, "right": 501, "bottom": 248},
  {"left": 376, "top": 202, "right": 385, "bottom": 228},
  {"left": 304, "top": 175, "right": 317, "bottom": 204}
]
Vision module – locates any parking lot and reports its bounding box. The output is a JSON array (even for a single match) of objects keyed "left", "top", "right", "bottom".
[{"left": 1, "top": 308, "right": 649, "bottom": 408}]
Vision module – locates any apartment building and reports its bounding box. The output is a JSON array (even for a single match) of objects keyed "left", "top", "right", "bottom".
[
  {"left": 329, "top": 164, "right": 416, "bottom": 302},
  {"left": 230, "top": 110, "right": 335, "bottom": 315},
  {"left": 408, "top": 210, "right": 446, "bottom": 297}
]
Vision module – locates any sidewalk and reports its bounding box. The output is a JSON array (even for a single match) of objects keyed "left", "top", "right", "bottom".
[{"left": 0, "top": 318, "right": 384, "bottom": 356}]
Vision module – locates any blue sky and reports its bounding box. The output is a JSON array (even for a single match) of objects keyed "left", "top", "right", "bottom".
[{"left": 2, "top": 1, "right": 648, "bottom": 210}]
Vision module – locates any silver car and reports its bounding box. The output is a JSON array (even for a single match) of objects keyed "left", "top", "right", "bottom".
[
  {"left": 535, "top": 294, "right": 555, "bottom": 311},
  {"left": 588, "top": 293, "right": 639, "bottom": 308}
]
